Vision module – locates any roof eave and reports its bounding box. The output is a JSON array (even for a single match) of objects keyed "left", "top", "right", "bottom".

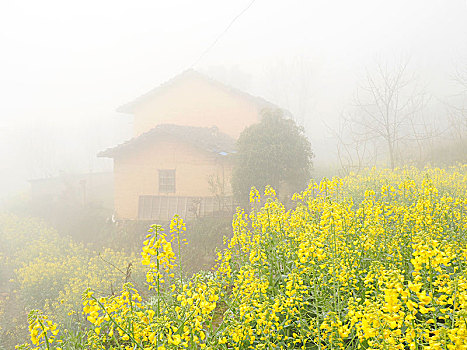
[
  {"left": 116, "top": 69, "right": 282, "bottom": 115},
  {"left": 97, "top": 149, "right": 115, "bottom": 158}
]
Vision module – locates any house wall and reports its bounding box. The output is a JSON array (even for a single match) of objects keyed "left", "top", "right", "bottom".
[
  {"left": 133, "top": 75, "right": 261, "bottom": 138},
  {"left": 113, "top": 136, "right": 233, "bottom": 220}
]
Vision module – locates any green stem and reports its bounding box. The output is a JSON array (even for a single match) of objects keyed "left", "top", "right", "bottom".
[
  {"left": 178, "top": 227, "right": 183, "bottom": 288},
  {"left": 155, "top": 226, "right": 161, "bottom": 349},
  {"left": 154, "top": 226, "right": 161, "bottom": 319},
  {"left": 37, "top": 319, "right": 50, "bottom": 350},
  {"left": 92, "top": 296, "right": 145, "bottom": 350}
]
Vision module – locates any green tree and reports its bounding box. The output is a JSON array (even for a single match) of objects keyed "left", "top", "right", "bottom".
[{"left": 232, "top": 109, "right": 314, "bottom": 205}]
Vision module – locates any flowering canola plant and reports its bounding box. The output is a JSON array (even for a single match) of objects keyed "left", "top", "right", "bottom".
[
  {"left": 0, "top": 214, "right": 146, "bottom": 348},
  {"left": 19, "top": 166, "right": 467, "bottom": 349}
]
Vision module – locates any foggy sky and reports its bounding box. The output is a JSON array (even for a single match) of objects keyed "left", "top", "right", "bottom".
[{"left": 1, "top": 0, "right": 467, "bottom": 199}]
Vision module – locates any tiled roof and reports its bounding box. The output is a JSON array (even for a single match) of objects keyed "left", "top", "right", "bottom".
[
  {"left": 98, "top": 124, "right": 236, "bottom": 158},
  {"left": 117, "top": 69, "right": 280, "bottom": 114}
]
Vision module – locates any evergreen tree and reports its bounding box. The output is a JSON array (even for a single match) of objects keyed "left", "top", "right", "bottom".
[{"left": 232, "top": 109, "right": 314, "bottom": 204}]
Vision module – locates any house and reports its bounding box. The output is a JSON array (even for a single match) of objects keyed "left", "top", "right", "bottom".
[
  {"left": 99, "top": 124, "right": 236, "bottom": 221},
  {"left": 101, "top": 69, "right": 280, "bottom": 221},
  {"left": 117, "top": 69, "right": 278, "bottom": 138}
]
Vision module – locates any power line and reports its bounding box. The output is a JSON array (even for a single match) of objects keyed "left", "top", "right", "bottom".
[{"left": 190, "top": 0, "right": 257, "bottom": 68}]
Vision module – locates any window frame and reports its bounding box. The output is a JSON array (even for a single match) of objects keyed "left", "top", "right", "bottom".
[{"left": 158, "top": 169, "right": 176, "bottom": 193}]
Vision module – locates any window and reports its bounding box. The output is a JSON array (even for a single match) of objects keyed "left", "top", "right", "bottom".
[{"left": 159, "top": 169, "right": 176, "bottom": 193}]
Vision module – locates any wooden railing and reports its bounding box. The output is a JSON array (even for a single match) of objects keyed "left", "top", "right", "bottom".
[{"left": 138, "top": 195, "right": 236, "bottom": 221}]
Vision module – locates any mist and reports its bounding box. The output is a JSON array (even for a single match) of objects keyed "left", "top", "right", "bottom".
[
  {"left": 1, "top": 1, "right": 467, "bottom": 347},
  {"left": 1, "top": 0, "right": 466, "bottom": 200}
]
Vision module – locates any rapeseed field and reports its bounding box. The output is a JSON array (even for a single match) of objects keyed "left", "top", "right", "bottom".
[{"left": 14, "top": 166, "right": 467, "bottom": 349}]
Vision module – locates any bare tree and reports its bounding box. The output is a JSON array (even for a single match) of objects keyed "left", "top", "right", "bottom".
[
  {"left": 327, "top": 114, "right": 378, "bottom": 175},
  {"left": 442, "top": 63, "right": 467, "bottom": 163},
  {"left": 265, "top": 57, "right": 316, "bottom": 129},
  {"left": 350, "top": 58, "right": 428, "bottom": 168},
  {"left": 453, "top": 64, "right": 467, "bottom": 95}
]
